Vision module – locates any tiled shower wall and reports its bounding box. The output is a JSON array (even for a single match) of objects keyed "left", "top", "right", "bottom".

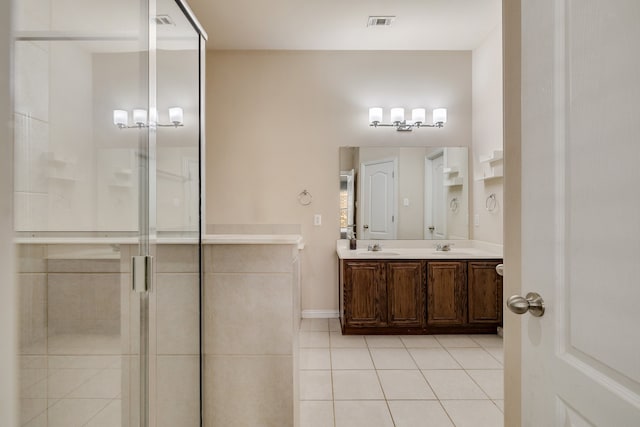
[
  {"left": 203, "top": 243, "right": 301, "bottom": 427},
  {"left": 17, "top": 243, "right": 200, "bottom": 427}
]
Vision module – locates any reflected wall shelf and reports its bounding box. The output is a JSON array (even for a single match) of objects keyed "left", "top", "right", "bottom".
[
  {"left": 443, "top": 167, "right": 459, "bottom": 175},
  {"left": 479, "top": 150, "right": 503, "bottom": 164},
  {"left": 445, "top": 177, "right": 464, "bottom": 186},
  {"left": 476, "top": 172, "right": 503, "bottom": 181}
]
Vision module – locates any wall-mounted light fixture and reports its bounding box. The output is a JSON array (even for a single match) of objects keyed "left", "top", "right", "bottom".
[
  {"left": 369, "top": 107, "right": 447, "bottom": 131},
  {"left": 113, "top": 107, "right": 184, "bottom": 129}
]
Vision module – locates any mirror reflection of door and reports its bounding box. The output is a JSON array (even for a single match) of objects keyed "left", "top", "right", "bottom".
[
  {"left": 359, "top": 159, "right": 397, "bottom": 240},
  {"left": 425, "top": 151, "right": 446, "bottom": 239}
]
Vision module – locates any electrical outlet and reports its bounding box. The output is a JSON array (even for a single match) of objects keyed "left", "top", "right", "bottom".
[
  {"left": 314, "top": 214, "right": 322, "bottom": 226},
  {"left": 403, "top": 198, "right": 410, "bottom": 206}
]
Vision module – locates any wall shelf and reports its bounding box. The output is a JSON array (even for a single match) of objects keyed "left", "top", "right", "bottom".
[
  {"left": 443, "top": 167, "right": 459, "bottom": 175},
  {"left": 444, "top": 177, "right": 464, "bottom": 186},
  {"left": 479, "top": 150, "right": 503, "bottom": 164},
  {"left": 476, "top": 173, "right": 503, "bottom": 181}
]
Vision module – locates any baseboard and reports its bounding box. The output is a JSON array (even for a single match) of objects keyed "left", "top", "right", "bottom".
[{"left": 301, "top": 310, "right": 339, "bottom": 319}]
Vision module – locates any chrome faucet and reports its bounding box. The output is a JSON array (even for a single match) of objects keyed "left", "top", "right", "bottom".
[
  {"left": 368, "top": 242, "right": 382, "bottom": 251},
  {"left": 435, "top": 243, "right": 452, "bottom": 251}
]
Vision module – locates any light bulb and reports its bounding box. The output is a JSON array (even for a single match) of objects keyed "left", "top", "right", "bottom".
[
  {"left": 411, "top": 108, "right": 426, "bottom": 125},
  {"left": 369, "top": 107, "right": 383, "bottom": 124},
  {"left": 433, "top": 108, "right": 447, "bottom": 125},
  {"left": 169, "top": 107, "right": 183, "bottom": 126},
  {"left": 390, "top": 107, "right": 405, "bottom": 124},
  {"left": 113, "top": 110, "right": 128, "bottom": 128},
  {"left": 133, "top": 109, "right": 147, "bottom": 126}
]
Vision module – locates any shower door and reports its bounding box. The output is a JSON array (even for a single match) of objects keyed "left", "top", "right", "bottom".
[{"left": 13, "top": 0, "right": 205, "bottom": 426}]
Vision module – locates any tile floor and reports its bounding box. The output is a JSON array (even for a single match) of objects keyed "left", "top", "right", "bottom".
[{"left": 299, "top": 318, "right": 504, "bottom": 427}]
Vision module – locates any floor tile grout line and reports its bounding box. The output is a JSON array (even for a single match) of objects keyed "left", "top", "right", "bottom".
[
  {"left": 365, "top": 336, "right": 397, "bottom": 427},
  {"left": 326, "top": 319, "right": 337, "bottom": 427}
]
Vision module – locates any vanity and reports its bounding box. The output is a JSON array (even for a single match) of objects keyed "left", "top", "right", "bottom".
[{"left": 337, "top": 241, "right": 503, "bottom": 335}]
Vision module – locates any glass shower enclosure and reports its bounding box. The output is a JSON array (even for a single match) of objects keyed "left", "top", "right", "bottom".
[{"left": 14, "top": 0, "right": 206, "bottom": 425}]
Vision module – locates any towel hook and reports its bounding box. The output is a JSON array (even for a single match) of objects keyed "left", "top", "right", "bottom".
[{"left": 486, "top": 193, "right": 497, "bottom": 212}]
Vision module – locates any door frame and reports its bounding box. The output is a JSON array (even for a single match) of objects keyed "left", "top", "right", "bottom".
[
  {"left": 424, "top": 149, "right": 446, "bottom": 240},
  {"left": 503, "top": 0, "right": 523, "bottom": 426}
]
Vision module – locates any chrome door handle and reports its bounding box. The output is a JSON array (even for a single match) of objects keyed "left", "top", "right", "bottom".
[
  {"left": 506, "top": 292, "right": 545, "bottom": 317},
  {"left": 496, "top": 264, "right": 504, "bottom": 276}
]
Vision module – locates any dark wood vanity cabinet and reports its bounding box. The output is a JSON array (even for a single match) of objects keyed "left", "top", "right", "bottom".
[
  {"left": 467, "top": 262, "right": 503, "bottom": 324},
  {"left": 341, "top": 260, "right": 426, "bottom": 332},
  {"left": 339, "top": 258, "right": 502, "bottom": 334},
  {"left": 427, "top": 261, "right": 467, "bottom": 327}
]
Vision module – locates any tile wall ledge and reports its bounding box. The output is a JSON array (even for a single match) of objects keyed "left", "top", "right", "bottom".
[{"left": 202, "top": 234, "right": 304, "bottom": 250}]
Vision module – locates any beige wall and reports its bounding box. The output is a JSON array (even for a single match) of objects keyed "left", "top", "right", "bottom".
[
  {"left": 0, "top": 0, "right": 17, "bottom": 424},
  {"left": 206, "top": 50, "right": 472, "bottom": 312},
  {"left": 471, "top": 25, "right": 504, "bottom": 244}
]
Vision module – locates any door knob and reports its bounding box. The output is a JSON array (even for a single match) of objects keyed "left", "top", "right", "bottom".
[
  {"left": 363, "top": 225, "right": 369, "bottom": 229},
  {"left": 496, "top": 264, "right": 504, "bottom": 276},
  {"left": 506, "top": 292, "right": 545, "bottom": 317}
]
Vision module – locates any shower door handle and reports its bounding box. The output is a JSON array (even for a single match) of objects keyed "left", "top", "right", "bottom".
[{"left": 132, "top": 255, "right": 153, "bottom": 292}]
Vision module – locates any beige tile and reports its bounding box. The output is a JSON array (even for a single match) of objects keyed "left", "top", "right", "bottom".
[
  {"left": 400, "top": 335, "right": 443, "bottom": 348},
  {"left": 205, "top": 244, "right": 294, "bottom": 273},
  {"left": 448, "top": 348, "right": 503, "bottom": 370},
  {"left": 332, "top": 370, "right": 383, "bottom": 400},
  {"left": 47, "top": 258, "right": 120, "bottom": 273},
  {"left": 46, "top": 368, "right": 100, "bottom": 398},
  {"left": 299, "top": 331, "right": 330, "bottom": 348},
  {"left": 300, "top": 370, "right": 333, "bottom": 400},
  {"left": 467, "top": 370, "right": 504, "bottom": 399},
  {"left": 20, "top": 398, "right": 47, "bottom": 425},
  {"left": 46, "top": 398, "right": 111, "bottom": 427},
  {"left": 422, "top": 370, "right": 488, "bottom": 400},
  {"left": 377, "top": 370, "right": 436, "bottom": 400},
  {"left": 156, "top": 273, "right": 199, "bottom": 354},
  {"left": 300, "top": 318, "right": 329, "bottom": 332},
  {"left": 485, "top": 347, "right": 504, "bottom": 364},
  {"left": 300, "top": 349, "right": 331, "bottom": 370},
  {"left": 20, "top": 368, "right": 47, "bottom": 391},
  {"left": 388, "top": 400, "right": 454, "bottom": 427},
  {"left": 331, "top": 348, "right": 374, "bottom": 370},
  {"left": 21, "top": 378, "right": 46, "bottom": 399},
  {"left": 47, "top": 355, "right": 119, "bottom": 370},
  {"left": 435, "top": 335, "right": 480, "bottom": 348},
  {"left": 493, "top": 399, "right": 504, "bottom": 412},
  {"left": 365, "top": 336, "right": 404, "bottom": 348},
  {"left": 408, "top": 348, "right": 461, "bottom": 370},
  {"left": 85, "top": 399, "right": 122, "bottom": 427},
  {"left": 205, "top": 273, "right": 293, "bottom": 355},
  {"left": 328, "top": 318, "right": 341, "bottom": 332},
  {"left": 156, "top": 356, "right": 199, "bottom": 401},
  {"left": 440, "top": 400, "right": 504, "bottom": 427},
  {"left": 67, "top": 369, "right": 120, "bottom": 399},
  {"left": 370, "top": 348, "right": 417, "bottom": 370},
  {"left": 23, "top": 411, "right": 47, "bottom": 427},
  {"left": 157, "top": 398, "right": 200, "bottom": 427},
  {"left": 205, "top": 355, "right": 293, "bottom": 427},
  {"left": 20, "top": 355, "right": 47, "bottom": 369},
  {"left": 300, "top": 401, "right": 334, "bottom": 427},
  {"left": 18, "top": 273, "right": 47, "bottom": 353},
  {"left": 334, "top": 400, "right": 393, "bottom": 427},
  {"left": 470, "top": 334, "right": 504, "bottom": 348},
  {"left": 16, "top": 244, "right": 47, "bottom": 273},
  {"left": 329, "top": 331, "right": 366, "bottom": 348},
  {"left": 156, "top": 244, "right": 199, "bottom": 273}
]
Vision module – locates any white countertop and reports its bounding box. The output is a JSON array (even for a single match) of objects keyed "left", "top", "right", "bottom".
[{"left": 336, "top": 240, "right": 502, "bottom": 260}]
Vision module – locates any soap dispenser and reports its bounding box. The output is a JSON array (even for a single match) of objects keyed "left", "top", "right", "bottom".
[{"left": 349, "top": 231, "right": 357, "bottom": 250}]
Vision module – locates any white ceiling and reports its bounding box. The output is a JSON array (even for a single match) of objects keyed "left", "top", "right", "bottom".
[{"left": 186, "top": 0, "right": 501, "bottom": 51}]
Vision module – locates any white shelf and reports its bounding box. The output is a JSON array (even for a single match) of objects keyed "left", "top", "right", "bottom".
[
  {"left": 444, "top": 177, "right": 464, "bottom": 186},
  {"left": 479, "top": 150, "right": 503, "bottom": 164},
  {"left": 443, "top": 167, "right": 459, "bottom": 175},
  {"left": 115, "top": 168, "right": 133, "bottom": 176},
  {"left": 476, "top": 172, "right": 503, "bottom": 181},
  {"left": 45, "top": 152, "right": 76, "bottom": 165}
]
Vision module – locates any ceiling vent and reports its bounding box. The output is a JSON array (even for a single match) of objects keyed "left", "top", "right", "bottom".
[
  {"left": 367, "top": 16, "right": 395, "bottom": 27},
  {"left": 153, "top": 15, "right": 175, "bottom": 26}
]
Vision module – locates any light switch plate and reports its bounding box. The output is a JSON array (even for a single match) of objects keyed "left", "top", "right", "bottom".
[
  {"left": 314, "top": 214, "right": 322, "bottom": 226},
  {"left": 474, "top": 214, "right": 480, "bottom": 227}
]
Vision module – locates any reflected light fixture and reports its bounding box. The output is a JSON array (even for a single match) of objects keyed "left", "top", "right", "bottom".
[
  {"left": 113, "top": 107, "right": 184, "bottom": 129},
  {"left": 369, "top": 107, "right": 447, "bottom": 131}
]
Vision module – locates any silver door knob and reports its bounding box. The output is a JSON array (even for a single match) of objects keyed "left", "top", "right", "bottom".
[
  {"left": 506, "top": 292, "right": 545, "bottom": 317},
  {"left": 363, "top": 225, "right": 369, "bottom": 229},
  {"left": 496, "top": 264, "right": 504, "bottom": 276}
]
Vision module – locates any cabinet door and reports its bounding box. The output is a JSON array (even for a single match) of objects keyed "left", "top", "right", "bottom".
[
  {"left": 343, "top": 261, "right": 386, "bottom": 327},
  {"left": 386, "top": 261, "right": 426, "bottom": 328},
  {"left": 468, "top": 262, "right": 503, "bottom": 324},
  {"left": 427, "top": 261, "right": 466, "bottom": 326}
]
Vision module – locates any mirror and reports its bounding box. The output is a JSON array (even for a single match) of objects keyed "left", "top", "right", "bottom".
[{"left": 340, "top": 146, "right": 469, "bottom": 240}]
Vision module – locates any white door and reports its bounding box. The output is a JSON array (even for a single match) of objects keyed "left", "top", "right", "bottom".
[
  {"left": 360, "top": 159, "right": 396, "bottom": 240},
  {"left": 518, "top": 0, "right": 640, "bottom": 425},
  {"left": 425, "top": 152, "right": 446, "bottom": 239}
]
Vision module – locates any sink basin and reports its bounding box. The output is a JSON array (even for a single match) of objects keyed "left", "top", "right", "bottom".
[{"left": 355, "top": 251, "right": 400, "bottom": 257}]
